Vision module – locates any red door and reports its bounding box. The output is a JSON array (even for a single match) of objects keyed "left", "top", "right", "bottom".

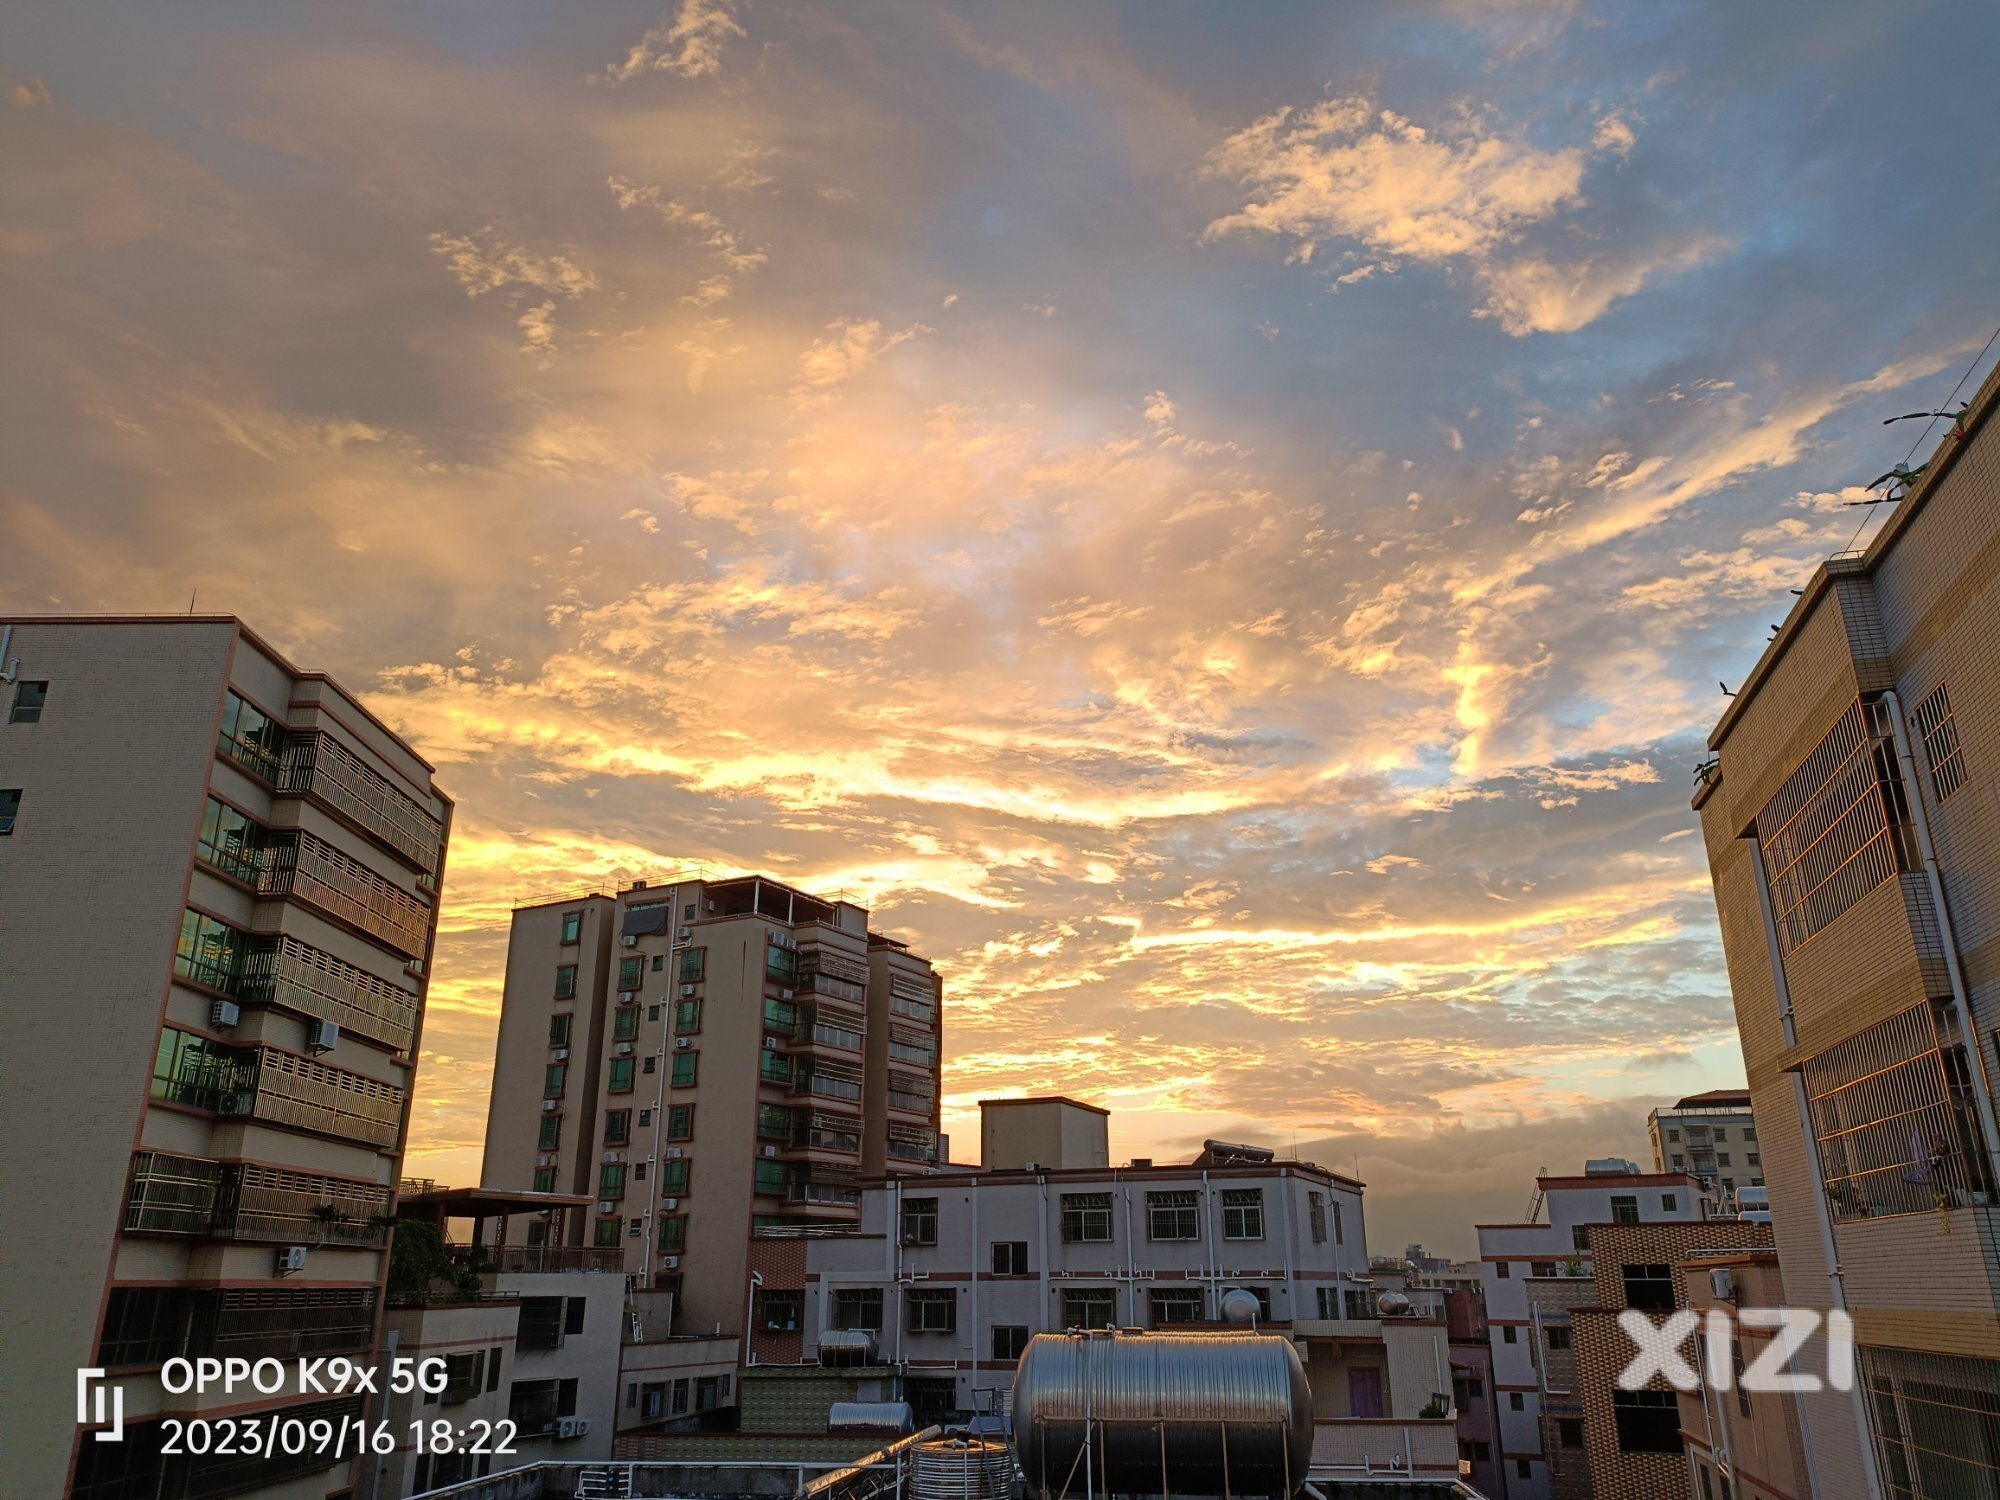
[{"left": 1349, "top": 1366, "right": 1384, "bottom": 1419}]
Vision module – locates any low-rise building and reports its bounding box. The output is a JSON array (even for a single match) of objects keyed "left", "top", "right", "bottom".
[
  {"left": 1647, "top": 1090, "right": 1762, "bottom": 1208},
  {"left": 1673, "top": 1249, "right": 1814, "bottom": 1500}
]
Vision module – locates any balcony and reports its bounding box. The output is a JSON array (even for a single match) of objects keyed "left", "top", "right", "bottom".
[
  {"left": 886, "top": 1125, "right": 938, "bottom": 1165},
  {"left": 124, "top": 1152, "right": 393, "bottom": 1244},
  {"left": 790, "top": 1110, "right": 863, "bottom": 1159},
  {"left": 243, "top": 1047, "right": 405, "bottom": 1148},
  {"left": 794, "top": 1065, "right": 862, "bottom": 1103},
  {"left": 256, "top": 830, "right": 431, "bottom": 959},
  {"left": 886, "top": 1072, "right": 935, "bottom": 1116},
  {"left": 1310, "top": 1416, "right": 1463, "bottom": 1479},
  {"left": 788, "top": 1179, "right": 861, "bottom": 1207},
  {"left": 489, "top": 1244, "right": 626, "bottom": 1274},
  {"left": 277, "top": 731, "right": 445, "bottom": 876},
  {"left": 98, "top": 1285, "right": 378, "bottom": 1366},
  {"left": 237, "top": 934, "right": 420, "bottom": 1051}
]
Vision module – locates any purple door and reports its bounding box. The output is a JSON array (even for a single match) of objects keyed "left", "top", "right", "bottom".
[{"left": 1349, "top": 1367, "right": 1384, "bottom": 1419}]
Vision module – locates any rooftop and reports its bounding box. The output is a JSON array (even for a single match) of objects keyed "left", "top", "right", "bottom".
[
  {"left": 1669, "top": 1089, "right": 1752, "bottom": 1109},
  {"left": 977, "top": 1094, "right": 1109, "bottom": 1115}
]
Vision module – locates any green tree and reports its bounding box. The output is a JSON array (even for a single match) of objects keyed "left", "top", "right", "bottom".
[{"left": 385, "top": 1219, "right": 482, "bottom": 1304}]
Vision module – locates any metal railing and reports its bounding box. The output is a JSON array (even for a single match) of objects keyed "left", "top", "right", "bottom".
[
  {"left": 257, "top": 831, "right": 431, "bottom": 958},
  {"left": 279, "top": 731, "right": 444, "bottom": 874},
  {"left": 238, "top": 934, "right": 420, "bottom": 1051},
  {"left": 247, "top": 1046, "right": 406, "bottom": 1149}
]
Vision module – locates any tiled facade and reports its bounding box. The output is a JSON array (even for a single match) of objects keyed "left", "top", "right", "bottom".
[{"left": 1695, "top": 357, "right": 2000, "bottom": 1498}]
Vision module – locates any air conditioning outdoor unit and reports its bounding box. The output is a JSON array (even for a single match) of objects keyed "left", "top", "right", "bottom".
[
  {"left": 660, "top": 1255, "right": 679, "bottom": 1269},
  {"left": 553, "top": 1048, "right": 569, "bottom": 1062},
  {"left": 599, "top": 1201, "right": 618, "bottom": 1215},
  {"left": 616, "top": 1042, "right": 634, "bottom": 1056},
  {"left": 537, "top": 1154, "right": 554, "bottom": 1168},
  {"left": 1709, "top": 1267, "right": 1738, "bottom": 1301},
  {"left": 209, "top": 999, "right": 241, "bottom": 1029},
  {"left": 556, "top": 1417, "right": 589, "bottom": 1439},
  {"left": 542, "top": 1100, "right": 559, "bottom": 1113},
  {"left": 603, "top": 1152, "right": 622, "bottom": 1164},
  {"left": 761, "top": 1145, "right": 780, "bottom": 1159},
  {"left": 664, "top": 1147, "right": 683, "bottom": 1159},
  {"left": 678, "top": 927, "right": 691, "bottom": 940},
  {"left": 781, "top": 989, "right": 794, "bottom": 1001},
  {"left": 663, "top": 1198, "right": 679, "bottom": 1210},
  {"left": 619, "top": 991, "right": 636, "bottom": 1005},
  {"left": 676, "top": 1038, "right": 692, "bottom": 1050},
  {"left": 764, "top": 1036, "right": 785, "bottom": 1051},
  {"left": 681, "top": 984, "right": 695, "bottom": 997},
  {"left": 218, "top": 1092, "right": 255, "bottom": 1116},
  {"left": 275, "top": 1245, "right": 308, "bottom": 1274},
  {"left": 622, "top": 935, "right": 639, "bottom": 948},
  {"left": 305, "top": 1020, "right": 339, "bottom": 1053}
]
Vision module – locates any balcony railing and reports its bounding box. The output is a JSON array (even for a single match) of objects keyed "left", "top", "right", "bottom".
[
  {"left": 795, "top": 1069, "right": 862, "bottom": 1103},
  {"left": 887, "top": 1127, "right": 938, "bottom": 1164},
  {"left": 279, "top": 731, "right": 444, "bottom": 875},
  {"left": 191, "top": 1287, "right": 378, "bottom": 1361},
  {"left": 221, "top": 1047, "right": 405, "bottom": 1149},
  {"left": 237, "top": 934, "right": 420, "bottom": 1051},
  {"left": 789, "top": 1180, "right": 861, "bottom": 1207},
  {"left": 257, "top": 831, "right": 431, "bottom": 959},
  {"left": 125, "top": 1152, "right": 392, "bottom": 1244},
  {"left": 886, "top": 1075, "right": 935, "bottom": 1115},
  {"left": 488, "top": 1244, "right": 626, "bottom": 1274}
]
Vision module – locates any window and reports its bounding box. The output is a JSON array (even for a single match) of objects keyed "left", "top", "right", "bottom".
[
  {"left": 640, "top": 1382, "right": 666, "bottom": 1421},
  {"left": 671, "top": 1052, "right": 696, "bottom": 1087},
  {"left": 1509, "top": 1392, "right": 1524, "bottom": 1410},
  {"left": 1503, "top": 1327, "right": 1518, "bottom": 1344},
  {"left": 831, "top": 1288, "right": 883, "bottom": 1331},
  {"left": 759, "top": 1103, "right": 791, "bottom": 1139},
  {"left": 1062, "top": 1288, "right": 1117, "bottom": 1329},
  {"left": 1621, "top": 1264, "right": 1676, "bottom": 1311},
  {"left": 593, "top": 1218, "right": 621, "bottom": 1248},
  {"left": 659, "top": 1215, "right": 686, "bottom": 1253},
  {"left": 1061, "top": 1193, "right": 1114, "bottom": 1243},
  {"left": 599, "top": 1163, "right": 626, "bottom": 1199},
  {"left": 1230, "top": 1286, "right": 1273, "bottom": 1320},
  {"left": 1316, "top": 1287, "right": 1339, "bottom": 1319},
  {"left": 98, "top": 1286, "right": 191, "bottom": 1365},
  {"left": 1914, "top": 682, "right": 1967, "bottom": 800},
  {"left": 1714, "top": 1128, "right": 1728, "bottom": 1142},
  {"left": 901, "top": 1197, "right": 939, "bottom": 1247},
  {"left": 1572, "top": 1224, "right": 1590, "bottom": 1252},
  {"left": 1345, "top": 1288, "right": 1373, "bottom": 1320},
  {"left": 679, "top": 948, "right": 705, "bottom": 982},
  {"left": 1496, "top": 1261, "right": 1511, "bottom": 1278},
  {"left": 638, "top": 1108, "right": 651, "bottom": 1126},
  {"left": 754, "top": 1160, "right": 788, "bottom": 1195},
  {"left": 604, "top": 1110, "right": 632, "bottom": 1146},
  {"left": 764, "top": 996, "right": 798, "bottom": 1033},
  {"left": 1718, "top": 1153, "right": 1732, "bottom": 1166},
  {"left": 1732, "top": 1337, "right": 1751, "bottom": 1418},
  {"left": 1612, "top": 1389, "right": 1683, "bottom": 1453},
  {"left": 539, "top": 1115, "right": 561, "bottom": 1149},
  {"left": 1147, "top": 1190, "right": 1200, "bottom": 1241},
  {"left": 757, "top": 1290, "right": 803, "bottom": 1331},
  {"left": 906, "top": 1288, "right": 955, "bottom": 1333},
  {"left": 9, "top": 680, "right": 48, "bottom": 723},
  {"left": 695, "top": 1374, "right": 732, "bottom": 1412},
  {"left": 1744, "top": 1126, "right": 1757, "bottom": 1142},
  {"left": 1667, "top": 1128, "right": 1681, "bottom": 1142},
  {"left": 1209, "top": 1188, "right": 1268, "bottom": 1243},
  {"left": 194, "top": 797, "right": 264, "bottom": 883},
  {"left": 647, "top": 1004, "right": 660, "bottom": 1023},
  {"left": 993, "top": 1325, "right": 1030, "bottom": 1361},
  {"left": 560, "top": 912, "right": 582, "bottom": 945},
  {"left": 1662, "top": 1193, "right": 1677, "bottom": 1212},
  {"left": 619, "top": 956, "right": 643, "bottom": 991},
  {"left": 1610, "top": 1195, "right": 1639, "bottom": 1224},
  {"left": 543, "top": 1062, "right": 567, "bottom": 1098},
  {"left": 1531, "top": 1262, "right": 1556, "bottom": 1277},
  {"left": 1333, "top": 1200, "right": 1344, "bottom": 1244},
  {"left": 548, "top": 1014, "right": 572, "bottom": 1047},
  {"left": 612, "top": 1007, "right": 639, "bottom": 1041},
  {"left": 1454, "top": 1374, "right": 1484, "bottom": 1406},
  {"left": 1150, "top": 1288, "right": 1206, "bottom": 1325},
  {"left": 554, "top": 965, "right": 577, "bottom": 999},
  {"left": 1673, "top": 1153, "right": 1686, "bottom": 1168},
  {"left": 1558, "top": 1418, "right": 1583, "bottom": 1448},
  {"left": 658, "top": 1158, "right": 689, "bottom": 1194},
  {"left": 766, "top": 942, "right": 797, "bottom": 983},
  {"left": 175, "top": 908, "right": 246, "bottom": 991},
  {"left": 1516, "top": 1460, "right": 1533, "bottom": 1480},
  {"left": 651, "top": 954, "right": 664, "bottom": 972},
  {"left": 1748, "top": 1154, "right": 1761, "bottom": 1167},
  {"left": 667, "top": 1105, "right": 694, "bottom": 1140},
  {"left": 608, "top": 1059, "right": 635, "bottom": 1093},
  {"left": 642, "top": 1056, "right": 655, "bottom": 1074},
  {"left": 533, "top": 1167, "right": 556, "bottom": 1192},
  {"left": 1546, "top": 1324, "right": 1572, "bottom": 1351},
  {"left": 992, "top": 1241, "right": 1029, "bottom": 1276},
  {"left": 1461, "top": 1440, "right": 1490, "bottom": 1463},
  {"left": 216, "top": 691, "right": 284, "bottom": 779},
  {"left": 671, "top": 1378, "right": 690, "bottom": 1415},
  {"left": 676, "top": 998, "right": 702, "bottom": 1033},
  {"left": 0, "top": 787, "right": 19, "bottom": 835}
]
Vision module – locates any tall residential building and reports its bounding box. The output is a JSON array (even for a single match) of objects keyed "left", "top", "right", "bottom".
[
  {"left": 1646, "top": 1088, "right": 1761, "bottom": 1206},
  {"left": 1693, "top": 357, "right": 2000, "bottom": 1498},
  {"left": 0, "top": 616, "right": 451, "bottom": 1500},
  {"left": 481, "top": 873, "right": 943, "bottom": 1338},
  {"left": 1477, "top": 1161, "right": 1707, "bottom": 1500}
]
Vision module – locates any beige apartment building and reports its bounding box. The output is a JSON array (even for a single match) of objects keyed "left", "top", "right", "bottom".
[
  {"left": 0, "top": 616, "right": 451, "bottom": 1500},
  {"left": 1647, "top": 1089, "right": 1762, "bottom": 1207},
  {"left": 481, "top": 873, "right": 943, "bottom": 1339},
  {"left": 1694, "top": 355, "right": 2000, "bottom": 1497}
]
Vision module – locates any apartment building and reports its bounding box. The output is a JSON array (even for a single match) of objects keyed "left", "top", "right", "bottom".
[
  {"left": 0, "top": 616, "right": 451, "bottom": 1500},
  {"left": 480, "top": 873, "right": 943, "bottom": 1338},
  {"left": 801, "top": 1106, "right": 1371, "bottom": 1422},
  {"left": 1673, "top": 1249, "right": 1815, "bottom": 1500},
  {"left": 1693, "top": 356, "right": 2000, "bottom": 1497},
  {"left": 1647, "top": 1090, "right": 1762, "bottom": 1207},
  {"left": 1477, "top": 1162, "right": 1707, "bottom": 1500}
]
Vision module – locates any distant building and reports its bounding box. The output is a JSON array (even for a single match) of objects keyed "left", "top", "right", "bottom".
[
  {"left": 1477, "top": 1161, "right": 1708, "bottom": 1499},
  {"left": 1693, "top": 356, "right": 2000, "bottom": 1495},
  {"left": 1646, "top": 1090, "right": 1760, "bottom": 1207},
  {"left": 1673, "top": 1248, "right": 1814, "bottom": 1500}
]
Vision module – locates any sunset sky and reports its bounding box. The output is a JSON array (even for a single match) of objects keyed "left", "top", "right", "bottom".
[{"left": 8, "top": 0, "right": 2000, "bottom": 1253}]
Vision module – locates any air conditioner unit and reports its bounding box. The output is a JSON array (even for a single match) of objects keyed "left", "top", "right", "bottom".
[
  {"left": 663, "top": 1198, "right": 679, "bottom": 1210},
  {"left": 781, "top": 989, "right": 794, "bottom": 1001},
  {"left": 622, "top": 935, "right": 639, "bottom": 948},
  {"left": 676, "top": 1038, "right": 692, "bottom": 1050},
  {"left": 705, "top": 901, "right": 715, "bottom": 912},
  {"left": 678, "top": 927, "right": 691, "bottom": 940},
  {"left": 209, "top": 999, "right": 241, "bottom": 1029},
  {"left": 553, "top": 1048, "right": 569, "bottom": 1062},
  {"left": 660, "top": 1255, "right": 680, "bottom": 1269},
  {"left": 616, "top": 1042, "right": 634, "bottom": 1056},
  {"left": 537, "top": 1154, "right": 554, "bottom": 1168},
  {"left": 556, "top": 1417, "right": 588, "bottom": 1439},
  {"left": 275, "top": 1245, "right": 308, "bottom": 1274},
  {"left": 618, "top": 991, "right": 636, "bottom": 1005},
  {"left": 681, "top": 984, "right": 695, "bottom": 997},
  {"left": 1709, "top": 1267, "right": 1738, "bottom": 1301},
  {"left": 305, "top": 1020, "right": 339, "bottom": 1053},
  {"left": 603, "top": 1151, "right": 622, "bottom": 1164},
  {"left": 760, "top": 1145, "right": 780, "bottom": 1159},
  {"left": 543, "top": 1100, "right": 560, "bottom": 1113},
  {"left": 764, "top": 1036, "right": 785, "bottom": 1051},
  {"left": 600, "top": 1201, "right": 619, "bottom": 1215},
  {"left": 664, "top": 1147, "right": 683, "bottom": 1159},
  {"left": 218, "top": 1092, "right": 255, "bottom": 1117}
]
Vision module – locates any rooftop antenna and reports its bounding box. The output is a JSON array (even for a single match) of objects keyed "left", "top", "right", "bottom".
[{"left": 188, "top": 588, "right": 198, "bottom": 614}]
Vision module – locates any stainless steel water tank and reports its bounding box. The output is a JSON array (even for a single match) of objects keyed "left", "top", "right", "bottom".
[
  {"left": 1012, "top": 1330, "right": 1312, "bottom": 1497},
  {"left": 910, "top": 1436, "right": 1014, "bottom": 1499}
]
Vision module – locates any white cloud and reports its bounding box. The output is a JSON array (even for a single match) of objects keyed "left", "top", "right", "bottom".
[
  {"left": 791, "top": 317, "right": 932, "bottom": 395},
  {"left": 598, "top": 0, "right": 744, "bottom": 84},
  {"left": 1476, "top": 236, "right": 1722, "bottom": 336},
  {"left": 428, "top": 227, "right": 596, "bottom": 300},
  {"left": 1593, "top": 112, "right": 1637, "bottom": 157}
]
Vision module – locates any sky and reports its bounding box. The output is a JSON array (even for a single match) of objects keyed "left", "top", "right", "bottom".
[{"left": 6, "top": 0, "right": 1999, "bottom": 1256}]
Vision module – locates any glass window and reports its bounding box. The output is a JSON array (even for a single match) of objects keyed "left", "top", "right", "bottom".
[
  {"left": 1744, "top": 1127, "right": 1757, "bottom": 1142},
  {"left": 150, "top": 1026, "right": 251, "bottom": 1110},
  {"left": 1621, "top": 1264, "right": 1676, "bottom": 1311},
  {"left": 759, "top": 1048, "right": 792, "bottom": 1085},
  {"left": 753, "top": 1160, "right": 788, "bottom": 1195},
  {"left": 759, "top": 1104, "right": 792, "bottom": 1140},
  {"left": 992, "top": 1325, "right": 1030, "bottom": 1361},
  {"left": 1662, "top": 1193, "right": 1678, "bottom": 1212},
  {"left": 1612, "top": 1390, "right": 1683, "bottom": 1453},
  {"left": 1610, "top": 1195, "right": 1640, "bottom": 1223},
  {"left": 1547, "top": 1325, "right": 1572, "bottom": 1351},
  {"left": 1714, "top": 1128, "right": 1728, "bottom": 1142},
  {"left": 599, "top": 1163, "right": 626, "bottom": 1198},
  {"left": 1667, "top": 1128, "right": 1680, "bottom": 1142},
  {"left": 679, "top": 948, "right": 705, "bottom": 982},
  {"left": 1149, "top": 1288, "right": 1205, "bottom": 1325},
  {"left": 1061, "top": 1193, "right": 1114, "bottom": 1243},
  {"left": 642, "top": 1056, "right": 655, "bottom": 1074},
  {"left": 831, "top": 1288, "right": 882, "bottom": 1331},
  {"left": 901, "top": 1197, "right": 939, "bottom": 1246},
  {"left": 560, "top": 912, "right": 582, "bottom": 945},
  {"left": 671, "top": 1052, "right": 696, "bottom": 1087},
  {"left": 554, "top": 965, "right": 577, "bottom": 999},
  {"left": 906, "top": 1289, "right": 955, "bottom": 1333},
  {"left": 992, "top": 1241, "right": 1029, "bottom": 1276},
  {"left": 1307, "top": 1191, "right": 1326, "bottom": 1243},
  {"left": 765, "top": 943, "right": 797, "bottom": 983},
  {"left": 1061, "top": 1288, "right": 1117, "bottom": 1329},
  {"left": 676, "top": 998, "right": 702, "bottom": 1033},
  {"left": 538, "top": 1116, "right": 561, "bottom": 1149},
  {"left": 544, "top": 1063, "right": 566, "bottom": 1097},
  {"left": 619, "top": 956, "right": 643, "bottom": 991},
  {"left": 533, "top": 1167, "right": 556, "bottom": 1193},
  {"left": 612, "top": 1007, "right": 639, "bottom": 1041},
  {"left": 1147, "top": 1191, "right": 1200, "bottom": 1241},
  {"left": 1718, "top": 1153, "right": 1732, "bottom": 1166},
  {"left": 604, "top": 1110, "right": 632, "bottom": 1146},
  {"left": 194, "top": 796, "right": 265, "bottom": 883},
  {"left": 593, "top": 1218, "right": 621, "bottom": 1248},
  {"left": 548, "top": 1014, "right": 572, "bottom": 1046},
  {"left": 9, "top": 680, "right": 48, "bottom": 723},
  {"left": 757, "top": 1290, "right": 803, "bottom": 1331},
  {"left": 0, "top": 788, "right": 17, "bottom": 835},
  {"left": 658, "top": 1158, "right": 690, "bottom": 1194},
  {"left": 1221, "top": 1188, "right": 1264, "bottom": 1240},
  {"left": 1333, "top": 1200, "right": 1344, "bottom": 1244},
  {"left": 217, "top": 691, "right": 284, "bottom": 780},
  {"left": 659, "top": 1216, "right": 687, "bottom": 1253},
  {"left": 608, "top": 1059, "right": 635, "bottom": 1093},
  {"left": 651, "top": 954, "right": 664, "bottom": 972},
  {"left": 174, "top": 908, "right": 246, "bottom": 992},
  {"left": 667, "top": 1105, "right": 694, "bottom": 1140}
]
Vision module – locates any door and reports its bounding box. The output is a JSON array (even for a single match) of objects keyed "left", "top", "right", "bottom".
[{"left": 1349, "top": 1366, "right": 1384, "bottom": 1419}]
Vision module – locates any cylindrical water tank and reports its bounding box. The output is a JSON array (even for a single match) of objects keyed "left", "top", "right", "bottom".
[
  {"left": 910, "top": 1436, "right": 1014, "bottom": 1499},
  {"left": 1012, "top": 1331, "right": 1312, "bottom": 1498},
  {"left": 1375, "top": 1291, "right": 1411, "bottom": 1316}
]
